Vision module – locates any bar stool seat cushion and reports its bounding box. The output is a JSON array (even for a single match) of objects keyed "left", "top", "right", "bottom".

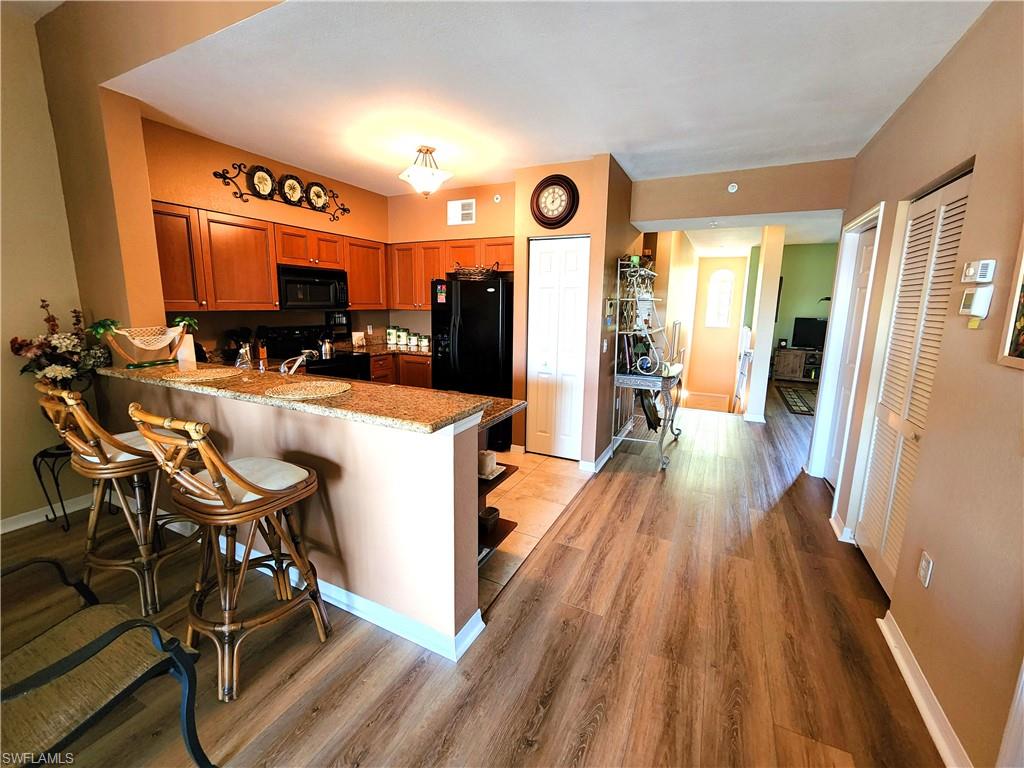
[
  {"left": 77, "top": 428, "right": 177, "bottom": 464},
  {"left": 191, "top": 457, "right": 310, "bottom": 505}
]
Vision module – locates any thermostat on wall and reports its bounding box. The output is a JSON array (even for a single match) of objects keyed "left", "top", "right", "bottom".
[
  {"left": 961, "top": 259, "right": 996, "bottom": 283},
  {"left": 959, "top": 284, "right": 994, "bottom": 318}
]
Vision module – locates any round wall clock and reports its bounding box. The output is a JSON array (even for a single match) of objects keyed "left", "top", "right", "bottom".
[
  {"left": 531, "top": 174, "right": 579, "bottom": 229},
  {"left": 278, "top": 174, "right": 305, "bottom": 206},
  {"left": 306, "top": 181, "right": 329, "bottom": 212},
  {"left": 246, "top": 165, "right": 276, "bottom": 199}
]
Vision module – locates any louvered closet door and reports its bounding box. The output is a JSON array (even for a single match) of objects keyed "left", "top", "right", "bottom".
[{"left": 857, "top": 173, "right": 970, "bottom": 594}]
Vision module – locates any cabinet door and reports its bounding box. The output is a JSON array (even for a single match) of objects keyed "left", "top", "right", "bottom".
[
  {"left": 312, "top": 232, "right": 343, "bottom": 267},
  {"left": 275, "top": 224, "right": 311, "bottom": 267},
  {"left": 444, "top": 240, "right": 482, "bottom": 274},
  {"left": 370, "top": 353, "right": 395, "bottom": 383},
  {"left": 398, "top": 355, "right": 432, "bottom": 388},
  {"left": 153, "top": 202, "right": 208, "bottom": 312},
  {"left": 199, "top": 210, "right": 279, "bottom": 311},
  {"left": 345, "top": 237, "right": 387, "bottom": 309},
  {"left": 418, "top": 241, "right": 444, "bottom": 307},
  {"left": 481, "top": 237, "right": 514, "bottom": 272},
  {"left": 389, "top": 244, "right": 419, "bottom": 310}
]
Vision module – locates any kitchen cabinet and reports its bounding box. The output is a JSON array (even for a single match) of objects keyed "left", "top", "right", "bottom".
[
  {"left": 199, "top": 210, "right": 279, "bottom": 311},
  {"left": 398, "top": 354, "right": 432, "bottom": 388},
  {"left": 276, "top": 225, "right": 344, "bottom": 269},
  {"left": 370, "top": 354, "right": 395, "bottom": 383},
  {"left": 482, "top": 237, "right": 515, "bottom": 272},
  {"left": 444, "top": 240, "right": 482, "bottom": 274},
  {"left": 346, "top": 237, "right": 388, "bottom": 309},
  {"left": 153, "top": 202, "right": 208, "bottom": 312},
  {"left": 389, "top": 241, "right": 443, "bottom": 310}
]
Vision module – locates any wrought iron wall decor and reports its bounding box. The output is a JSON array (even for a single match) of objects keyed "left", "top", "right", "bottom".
[{"left": 213, "top": 162, "right": 351, "bottom": 221}]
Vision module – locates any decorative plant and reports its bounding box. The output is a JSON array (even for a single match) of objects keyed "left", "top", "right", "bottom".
[
  {"left": 86, "top": 318, "right": 121, "bottom": 339},
  {"left": 10, "top": 299, "right": 111, "bottom": 386},
  {"left": 172, "top": 316, "right": 200, "bottom": 333}
]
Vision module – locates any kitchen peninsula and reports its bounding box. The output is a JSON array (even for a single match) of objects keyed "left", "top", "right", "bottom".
[{"left": 97, "top": 363, "right": 525, "bottom": 660}]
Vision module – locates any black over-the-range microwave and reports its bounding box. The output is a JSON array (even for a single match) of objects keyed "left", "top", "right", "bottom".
[{"left": 278, "top": 266, "right": 349, "bottom": 310}]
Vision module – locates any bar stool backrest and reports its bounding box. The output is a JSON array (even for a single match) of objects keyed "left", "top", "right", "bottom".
[
  {"left": 128, "top": 402, "right": 285, "bottom": 515},
  {"left": 34, "top": 383, "right": 149, "bottom": 467}
]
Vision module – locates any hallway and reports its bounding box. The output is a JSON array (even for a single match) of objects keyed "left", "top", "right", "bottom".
[{"left": 0, "top": 389, "right": 940, "bottom": 766}]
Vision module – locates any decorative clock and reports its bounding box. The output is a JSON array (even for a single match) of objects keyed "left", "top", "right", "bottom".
[
  {"left": 278, "top": 174, "right": 305, "bottom": 206},
  {"left": 306, "top": 181, "right": 329, "bottom": 212},
  {"left": 531, "top": 174, "right": 579, "bottom": 229},
  {"left": 246, "top": 165, "right": 276, "bottom": 199}
]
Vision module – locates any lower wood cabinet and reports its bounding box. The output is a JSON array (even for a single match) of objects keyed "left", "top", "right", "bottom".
[
  {"left": 370, "top": 353, "right": 395, "bottom": 383},
  {"left": 153, "top": 202, "right": 207, "bottom": 312},
  {"left": 398, "top": 354, "right": 432, "bottom": 388},
  {"left": 199, "top": 210, "right": 279, "bottom": 311}
]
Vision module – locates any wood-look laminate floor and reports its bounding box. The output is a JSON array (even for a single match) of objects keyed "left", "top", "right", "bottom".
[{"left": 1, "top": 388, "right": 941, "bottom": 767}]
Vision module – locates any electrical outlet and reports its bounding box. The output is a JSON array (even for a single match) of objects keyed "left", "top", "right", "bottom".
[{"left": 918, "top": 551, "right": 934, "bottom": 588}]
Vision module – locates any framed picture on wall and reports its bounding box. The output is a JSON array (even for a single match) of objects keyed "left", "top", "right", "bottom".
[{"left": 997, "top": 223, "right": 1024, "bottom": 370}]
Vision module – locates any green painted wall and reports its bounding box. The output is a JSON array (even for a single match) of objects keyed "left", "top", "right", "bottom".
[{"left": 742, "top": 242, "right": 838, "bottom": 345}]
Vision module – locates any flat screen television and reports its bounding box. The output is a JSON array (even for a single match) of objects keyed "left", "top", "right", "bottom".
[{"left": 792, "top": 317, "right": 827, "bottom": 350}]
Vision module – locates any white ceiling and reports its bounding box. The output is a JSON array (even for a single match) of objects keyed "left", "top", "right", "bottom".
[
  {"left": 106, "top": 1, "right": 987, "bottom": 196},
  {"left": 678, "top": 210, "right": 844, "bottom": 257}
]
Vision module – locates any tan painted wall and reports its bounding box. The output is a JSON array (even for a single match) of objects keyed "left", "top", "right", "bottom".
[
  {"left": 35, "top": 1, "right": 278, "bottom": 327},
  {"left": 143, "top": 120, "right": 389, "bottom": 242},
  {"left": 631, "top": 158, "right": 854, "bottom": 225},
  {"left": 512, "top": 156, "right": 610, "bottom": 453},
  {"left": 387, "top": 182, "right": 515, "bottom": 243},
  {"left": 686, "top": 257, "right": 748, "bottom": 405},
  {"left": 837, "top": 4, "right": 1023, "bottom": 764},
  {"left": 663, "top": 231, "right": 699, "bottom": 376},
  {"left": 1, "top": 6, "right": 90, "bottom": 518}
]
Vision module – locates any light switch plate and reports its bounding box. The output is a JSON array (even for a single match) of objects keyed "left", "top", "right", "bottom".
[{"left": 918, "top": 551, "right": 934, "bottom": 588}]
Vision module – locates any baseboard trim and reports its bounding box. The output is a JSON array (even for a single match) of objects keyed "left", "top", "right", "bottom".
[
  {"left": 509, "top": 444, "right": 525, "bottom": 454},
  {"left": 200, "top": 534, "right": 483, "bottom": 662},
  {"left": 1, "top": 493, "right": 94, "bottom": 534},
  {"left": 579, "top": 443, "right": 613, "bottom": 474},
  {"left": 829, "top": 513, "right": 857, "bottom": 544},
  {"left": 877, "top": 611, "right": 973, "bottom": 767}
]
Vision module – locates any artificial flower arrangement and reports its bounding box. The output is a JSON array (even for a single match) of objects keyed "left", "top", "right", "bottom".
[{"left": 9, "top": 299, "right": 111, "bottom": 387}]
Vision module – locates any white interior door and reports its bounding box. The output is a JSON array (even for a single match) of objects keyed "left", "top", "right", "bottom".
[
  {"left": 526, "top": 237, "right": 590, "bottom": 459},
  {"left": 857, "top": 174, "right": 970, "bottom": 594},
  {"left": 825, "top": 227, "right": 876, "bottom": 486}
]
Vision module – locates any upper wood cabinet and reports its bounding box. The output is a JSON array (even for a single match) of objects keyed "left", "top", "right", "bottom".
[
  {"left": 346, "top": 237, "right": 387, "bottom": 309},
  {"left": 482, "top": 237, "right": 514, "bottom": 272},
  {"left": 153, "top": 202, "right": 207, "bottom": 312},
  {"left": 276, "top": 225, "right": 344, "bottom": 269},
  {"left": 390, "top": 241, "right": 443, "bottom": 310},
  {"left": 199, "top": 210, "right": 279, "bottom": 311},
  {"left": 444, "top": 240, "right": 482, "bottom": 274}
]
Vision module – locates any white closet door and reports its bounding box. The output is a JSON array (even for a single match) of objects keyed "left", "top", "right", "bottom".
[
  {"left": 857, "top": 174, "right": 970, "bottom": 594},
  {"left": 526, "top": 237, "right": 590, "bottom": 459}
]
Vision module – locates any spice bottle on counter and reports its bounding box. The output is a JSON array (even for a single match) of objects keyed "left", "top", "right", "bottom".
[
  {"left": 396, "top": 328, "right": 409, "bottom": 346},
  {"left": 386, "top": 326, "right": 397, "bottom": 345}
]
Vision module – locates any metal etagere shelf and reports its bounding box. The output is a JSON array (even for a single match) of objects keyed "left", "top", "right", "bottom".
[{"left": 611, "top": 261, "right": 685, "bottom": 469}]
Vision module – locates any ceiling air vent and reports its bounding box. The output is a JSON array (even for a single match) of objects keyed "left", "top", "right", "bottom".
[{"left": 447, "top": 198, "right": 476, "bottom": 226}]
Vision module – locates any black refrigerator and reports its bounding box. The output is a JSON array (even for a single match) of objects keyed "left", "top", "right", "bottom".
[{"left": 431, "top": 277, "right": 513, "bottom": 450}]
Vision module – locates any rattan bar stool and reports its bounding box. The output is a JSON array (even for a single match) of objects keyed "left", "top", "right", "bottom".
[
  {"left": 128, "top": 402, "right": 331, "bottom": 702},
  {"left": 35, "top": 383, "right": 200, "bottom": 616}
]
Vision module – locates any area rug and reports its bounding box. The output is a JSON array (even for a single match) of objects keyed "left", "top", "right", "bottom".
[{"left": 776, "top": 383, "right": 817, "bottom": 416}]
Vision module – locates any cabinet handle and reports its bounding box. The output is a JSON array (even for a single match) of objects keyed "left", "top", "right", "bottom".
[
  {"left": 274, "top": 301, "right": 279, "bottom": 306},
  {"left": 314, "top": 259, "right": 319, "bottom": 264},
  {"left": 309, "top": 258, "right": 314, "bottom": 263},
  {"left": 200, "top": 300, "right": 207, "bottom": 306}
]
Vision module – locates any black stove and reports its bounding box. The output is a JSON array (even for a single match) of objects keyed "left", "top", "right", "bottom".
[{"left": 260, "top": 325, "right": 371, "bottom": 381}]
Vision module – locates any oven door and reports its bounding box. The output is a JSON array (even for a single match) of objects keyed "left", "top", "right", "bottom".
[{"left": 278, "top": 267, "right": 348, "bottom": 310}]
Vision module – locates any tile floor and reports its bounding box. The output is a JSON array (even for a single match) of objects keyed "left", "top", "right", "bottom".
[{"left": 477, "top": 451, "right": 591, "bottom": 610}]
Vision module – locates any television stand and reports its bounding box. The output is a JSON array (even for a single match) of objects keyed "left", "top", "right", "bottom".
[{"left": 772, "top": 347, "right": 822, "bottom": 383}]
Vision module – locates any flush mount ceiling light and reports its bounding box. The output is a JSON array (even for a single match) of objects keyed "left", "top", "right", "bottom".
[{"left": 399, "top": 146, "right": 453, "bottom": 197}]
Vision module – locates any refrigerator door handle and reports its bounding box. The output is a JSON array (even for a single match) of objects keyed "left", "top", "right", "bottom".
[{"left": 451, "top": 315, "right": 461, "bottom": 374}]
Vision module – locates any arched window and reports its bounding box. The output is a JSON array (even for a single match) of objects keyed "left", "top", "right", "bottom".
[{"left": 705, "top": 268, "right": 734, "bottom": 328}]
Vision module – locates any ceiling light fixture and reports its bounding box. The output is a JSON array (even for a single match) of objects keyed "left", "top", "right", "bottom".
[{"left": 399, "top": 146, "right": 453, "bottom": 198}]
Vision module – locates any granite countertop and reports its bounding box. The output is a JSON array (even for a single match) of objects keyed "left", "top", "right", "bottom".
[
  {"left": 98, "top": 364, "right": 492, "bottom": 434},
  {"left": 479, "top": 397, "right": 527, "bottom": 430}
]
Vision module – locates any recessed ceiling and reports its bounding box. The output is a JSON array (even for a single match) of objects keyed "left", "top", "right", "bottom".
[
  {"left": 105, "top": 1, "right": 987, "bottom": 196},
  {"left": 677, "top": 210, "right": 844, "bottom": 256}
]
